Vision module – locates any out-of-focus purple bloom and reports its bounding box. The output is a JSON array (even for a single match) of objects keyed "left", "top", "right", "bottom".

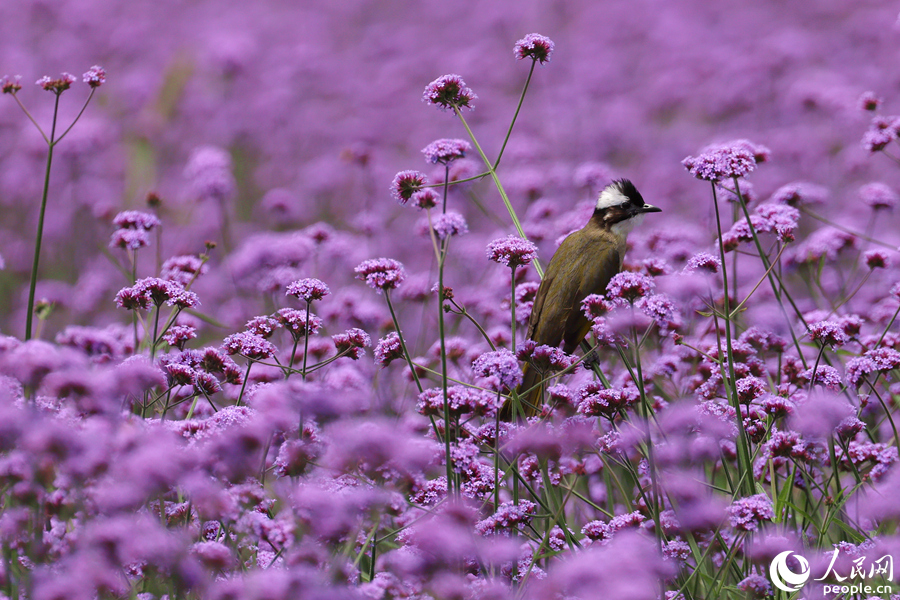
[
  {"left": 475, "top": 500, "right": 537, "bottom": 536},
  {"left": 390, "top": 170, "right": 428, "bottom": 205},
  {"left": 846, "top": 347, "right": 900, "bottom": 387},
  {"left": 410, "top": 188, "right": 439, "bottom": 210},
  {"left": 858, "top": 91, "right": 882, "bottom": 111},
  {"left": 422, "top": 74, "right": 476, "bottom": 111},
  {"left": 160, "top": 255, "right": 208, "bottom": 286},
  {"left": 36, "top": 73, "right": 76, "bottom": 93},
  {"left": 787, "top": 227, "right": 858, "bottom": 265},
  {"left": 109, "top": 228, "right": 150, "bottom": 250},
  {"left": 332, "top": 328, "right": 371, "bottom": 359},
  {"left": 770, "top": 181, "right": 828, "bottom": 207},
  {"left": 576, "top": 382, "right": 637, "bottom": 417},
  {"left": 683, "top": 252, "right": 721, "bottom": 274},
  {"left": 56, "top": 324, "right": 133, "bottom": 361},
  {"left": 374, "top": 332, "right": 403, "bottom": 367},
  {"left": 472, "top": 348, "right": 522, "bottom": 391},
  {"left": 1, "top": 75, "right": 22, "bottom": 94},
  {"left": 432, "top": 212, "right": 468, "bottom": 239},
  {"left": 82, "top": 65, "right": 106, "bottom": 88},
  {"left": 286, "top": 278, "right": 330, "bottom": 302},
  {"left": 113, "top": 210, "right": 161, "bottom": 231},
  {"left": 222, "top": 331, "right": 275, "bottom": 360},
  {"left": 728, "top": 494, "right": 774, "bottom": 531},
  {"left": 517, "top": 342, "right": 575, "bottom": 373},
  {"left": 417, "top": 385, "right": 497, "bottom": 417},
  {"left": 682, "top": 140, "right": 767, "bottom": 181},
  {"left": 864, "top": 249, "right": 891, "bottom": 269},
  {"left": 862, "top": 115, "right": 900, "bottom": 153},
  {"left": 737, "top": 574, "right": 772, "bottom": 598},
  {"left": 514, "top": 33, "right": 555, "bottom": 63},
  {"left": 486, "top": 235, "right": 537, "bottom": 268},
  {"left": 184, "top": 145, "right": 235, "bottom": 203},
  {"left": 859, "top": 182, "right": 898, "bottom": 210},
  {"left": 422, "top": 138, "right": 471, "bottom": 164}
]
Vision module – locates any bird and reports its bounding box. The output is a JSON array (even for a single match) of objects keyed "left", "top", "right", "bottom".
[{"left": 501, "top": 179, "right": 661, "bottom": 420}]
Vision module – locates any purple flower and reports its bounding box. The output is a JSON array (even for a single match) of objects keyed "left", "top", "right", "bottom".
[
  {"left": 160, "top": 255, "right": 208, "bottom": 286},
  {"left": 390, "top": 170, "right": 428, "bottom": 205},
  {"left": 245, "top": 315, "right": 279, "bottom": 338},
  {"left": 1, "top": 75, "right": 22, "bottom": 94},
  {"left": 162, "top": 324, "right": 197, "bottom": 349},
  {"left": 332, "top": 328, "right": 371, "bottom": 359},
  {"left": 109, "top": 228, "right": 151, "bottom": 250},
  {"left": 576, "top": 382, "right": 637, "bottom": 417},
  {"left": 184, "top": 145, "right": 235, "bottom": 202},
  {"left": 113, "top": 210, "right": 161, "bottom": 231},
  {"left": 472, "top": 349, "right": 522, "bottom": 391},
  {"left": 486, "top": 235, "right": 537, "bottom": 268},
  {"left": 422, "top": 74, "right": 476, "bottom": 111},
  {"left": 859, "top": 182, "right": 898, "bottom": 210},
  {"left": 421, "top": 138, "right": 471, "bottom": 164},
  {"left": 808, "top": 320, "right": 848, "bottom": 347},
  {"left": 858, "top": 90, "right": 882, "bottom": 111},
  {"left": 683, "top": 252, "right": 721, "bottom": 274},
  {"left": 417, "top": 385, "right": 496, "bottom": 417},
  {"left": 475, "top": 500, "right": 537, "bottom": 535},
  {"left": 82, "top": 65, "right": 106, "bottom": 88},
  {"left": 115, "top": 277, "right": 199, "bottom": 310},
  {"left": 374, "top": 332, "right": 403, "bottom": 367},
  {"left": 770, "top": 181, "right": 828, "bottom": 207},
  {"left": 864, "top": 249, "right": 891, "bottom": 269},
  {"left": 737, "top": 574, "right": 772, "bottom": 598},
  {"left": 728, "top": 494, "right": 774, "bottom": 531},
  {"left": 355, "top": 258, "right": 406, "bottom": 292},
  {"left": 36, "top": 73, "right": 75, "bottom": 93},
  {"left": 286, "top": 277, "right": 330, "bottom": 302},
  {"left": 514, "top": 33, "right": 555, "bottom": 63},
  {"left": 275, "top": 308, "right": 322, "bottom": 339},
  {"left": 410, "top": 188, "right": 439, "bottom": 210},
  {"left": 605, "top": 271, "right": 655, "bottom": 304},
  {"left": 433, "top": 212, "right": 468, "bottom": 239},
  {"left": 222, "top": 331, "right": 275, "bottom": 360},
  {"left": 682, "top": 140, "right": 767, "bottom": 181}
]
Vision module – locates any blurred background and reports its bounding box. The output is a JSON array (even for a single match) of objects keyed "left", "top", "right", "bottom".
[{"left": 0, "top": 0, "right": 897, "bottom": 345}]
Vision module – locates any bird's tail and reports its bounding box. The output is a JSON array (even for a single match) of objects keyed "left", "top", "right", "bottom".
[{"left": 500, "top": 362, "right": 544, "bottom": 421}]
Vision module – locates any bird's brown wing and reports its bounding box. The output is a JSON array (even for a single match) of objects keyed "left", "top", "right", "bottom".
[{"left": 527, "top": 231, "right": 621, "bottom": 352}]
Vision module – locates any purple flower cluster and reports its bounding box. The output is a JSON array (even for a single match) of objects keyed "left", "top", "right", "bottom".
[
  {"left": 115, "top": 277, "right": 199, "bottom": 310},
  {"left": 471, "top": 348, "right": 522, "bottom": 391},
  {"left": 486, "top": 235, "right": 538, "bottom": 268},
  {"left": 354, "top": 258, "right": 406, "bottom": 292},
  {"left": 286, "top": 278, "right": 330, "bottom": 302},
  {"left": 514, "top": 33, "right": 555, "bottom": 63},
  {"left": 682, "top": 140, "right": 768, "bottom": 181},
  {"left": 422, "top": 74, "right": 476, "bottom": 111},
  {"left": 421, "top": 138, "right": 471, "bottom": 164}
]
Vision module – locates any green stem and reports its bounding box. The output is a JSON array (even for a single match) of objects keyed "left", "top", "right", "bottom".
[
  {"left": 453, "top": 107, "right": 543, "bottom": 278},
  {"left": 510, "top": 266, "right": 517, "bottom": 350},
  {"left": 437, "top": 172, "right": 454, "bottom": 497},
  {"left": 712, "top": 183, "right": 755, "bottom": 497},
  {"left": 301, "top": 300, "right": 311, "bottom": 381},
  {"left": 383, "top": 291, "right": 424, "bottom": 394},
  {"left": 25, "top": 94, "right": 60, "bottom": 340},
  {"left": 494, "top": 59, "right": 536, "bottom": 170}
]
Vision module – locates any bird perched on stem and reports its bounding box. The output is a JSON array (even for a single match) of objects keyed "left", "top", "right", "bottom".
[{"left": 502, "top": 179, "right": 661, "bottom": 419}]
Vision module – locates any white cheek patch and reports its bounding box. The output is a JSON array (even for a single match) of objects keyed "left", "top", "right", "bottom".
[
  {"left": 610, "top": 213, "right": 644, "bottom": 238},
  {"left": 596, "top": 187, "right": 629, "bottom": 210}
]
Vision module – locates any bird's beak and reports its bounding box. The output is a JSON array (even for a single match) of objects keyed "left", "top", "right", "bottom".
[{"left": 640, "top": 204, "right": 662, "bottom": 213}]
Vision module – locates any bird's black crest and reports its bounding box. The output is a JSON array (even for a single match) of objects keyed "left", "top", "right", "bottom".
[{"left": 610, "top": 179, "right": 645, "bottom": 208}]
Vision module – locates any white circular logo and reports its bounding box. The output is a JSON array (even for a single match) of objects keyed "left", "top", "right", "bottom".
[{"left": 770, "top": 550, "right": 811, "bottom": 592}]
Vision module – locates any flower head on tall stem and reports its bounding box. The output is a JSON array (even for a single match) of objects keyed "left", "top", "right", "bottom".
[
  {"left": 390, "top": 170, "right": 428, "bottom": 205},
  {"left": 422, "top": 138, "right": 471, "bottom": 164},
  {"left": 354, "top": 258, "right": 406, "bottom": 293},
  {"left": 486, "top": 235, "right": 537, "bottom": 269},
  {"left": 82, "top": 65, "right": 106, "bottom": 88},
  {"left": 514, "top": 33, "right": 555, "bottom": 64},
  {"left": 1, "top": 75, "right": 22, "bottom": 94},
  {"left": 286, "top": 278, "right": 330, "bottom": 303},
  {"left": 36, "top": 73, "right": 76, "bottom": 94},
  {"left": 422, "top": 74, "right": 476, "bottom": 111},
  {"left": 682, "top": 140, "right": 769, "bottom": 181}
]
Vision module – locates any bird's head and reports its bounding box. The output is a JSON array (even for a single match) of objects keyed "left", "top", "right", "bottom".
[{"left": 594, "top": 179, "right": 661, "bottom": 237}]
